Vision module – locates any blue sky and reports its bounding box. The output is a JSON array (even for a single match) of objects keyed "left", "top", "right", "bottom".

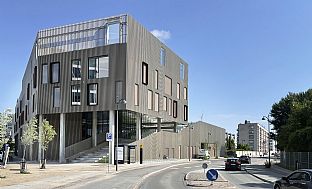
[{"left": 1, "top": 0, "right": 312, "bottom": 134}]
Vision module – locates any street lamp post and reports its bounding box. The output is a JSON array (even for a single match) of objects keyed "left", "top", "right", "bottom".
[
  {"left": 116, "top": 98, "right": 127, "bottom": 172},
  {"left": 262, "top": 114, "right": 271, "bottom": 168},
  {"left": 188, "top": 123, "right": 193, "bottom": 162}
]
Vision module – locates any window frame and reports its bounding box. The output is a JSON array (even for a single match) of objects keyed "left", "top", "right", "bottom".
[
  {"left": 160, "top": 47, "right": 166, "bottom": 65},
  {"left": 154, "top": 93, "right": 159, "bottom": 112},
  {"left": 142, "top": 62, "right": 148, "bottom": 85},
  {"left": 51, "top": 62, "right": 60, "bottom": 84},
  {"left": 53, "top": 86, "right": 61, "bottom": 107},
  {"left": 71, "top": 85, "right": 81, "bottom": 106},
  {"left": 87, "top": 83, "right": 98, "bottom": 106},
  {"left": 71, "top": 59, "right": 81, "bottom": 81},
  {"left": 134, "top": 84, "right": 139, "bottom": 106},
  {"left": 42, "top": 64, "right": 48, "bottom": 84},
  {"left": 147, "top": 90, "right": 153, "bottom": 110}
]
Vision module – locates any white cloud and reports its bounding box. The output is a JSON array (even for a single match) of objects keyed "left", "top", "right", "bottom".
[{"left": 151, "top": 29, "right": 171, "bottom": 42}]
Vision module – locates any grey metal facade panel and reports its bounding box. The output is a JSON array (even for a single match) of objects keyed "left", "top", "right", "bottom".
[
  {"left": 126, "top": 15, "right": 188, "bottom": 124},
  {"left": 37, "top": 44, "right": 127, "bottom": 114}
]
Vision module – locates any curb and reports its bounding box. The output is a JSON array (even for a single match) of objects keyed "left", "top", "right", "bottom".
[{"left": 244, "top": 168, "right": 273, "bottom": 184}]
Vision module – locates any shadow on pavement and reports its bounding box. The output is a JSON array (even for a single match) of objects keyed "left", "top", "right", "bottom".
[{"left": 241, "top": 182, "right": 272, "bottom": 188}]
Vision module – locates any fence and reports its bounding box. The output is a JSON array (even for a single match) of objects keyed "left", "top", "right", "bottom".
[{"left": 280, "top": 151, "right": 312, "bottom": 170}]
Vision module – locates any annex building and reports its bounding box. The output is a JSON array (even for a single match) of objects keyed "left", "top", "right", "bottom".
[{"left": 14, "top": 14, "right": 188, "bottom": 163}]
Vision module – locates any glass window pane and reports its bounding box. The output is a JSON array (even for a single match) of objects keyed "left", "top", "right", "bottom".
[
  {"left": 71, "top": 85, "right": 81, "bottom": 105},
  {"left": 148, "top": 90, "right": 153, "bottom": 110},
  {"left": 180, "top": 63, "right": 184, "bottom": 80},
  {"left": 163, "top": 96, "right": 167, "bottom": 111},
  {"left": 72, "top": 60, "right": 81, "bottom": 80},
  {"left": 88, "top": 58, "right": 97, "bottom": 79},
  {"left": 51, "top": 63, "right": 60, "bottom": 83},
  {"left": 134, "top": 84, "right": 139, "bottom": 106},
  {"left": 99, "top": 56, "right": 109, "bottom": 78},
  {"left": 177, "top": 83, "right": 180, "bottom": 99},
  {"left": 160, "top": 47, "right": 165, "bottom": 65},
  {"left": 88, "top": 84, "right": 97, "bottom": 105},
  {"left": 155, "top": 93, "right": 159, "bottom": 112},
  {"left": 42, "top": 64, "right": 48, "bottom": 84},
  {"left": 107, "top": 23, "right": 120, "bottom": 44},
  {"left": 53, "top": 87, "right": 60, "bottom": 107},
  {"left": 154, "top": 70, "right": 158, "bottom": 89},
  {"left": 165, "top": 76, "right": 172, "bottom": 96}
]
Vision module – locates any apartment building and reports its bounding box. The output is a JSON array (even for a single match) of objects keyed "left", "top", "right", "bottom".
[
  {"left": 14, "top": 14, "right": 188, "bottom": 162},
  {"left": 237, "top": 121, "right": 268, "bottom": 155}
]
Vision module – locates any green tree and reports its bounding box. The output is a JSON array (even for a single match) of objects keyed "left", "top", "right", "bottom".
[
  {"left": 237, "top": 143, "right": 250, "bottom": 151},
  {"left": 39, "top": 119, "right": 56, "bottom": 169},
  {"left": 20, "top": 117, "right": 38, "bottom": 161},
  {"left": 270, "top": 89, "right": 312, "bottom": 151},
  {"left": 226, "top": 136, "right": 235, "bottom": 150},
  {"left": 0, "top": 109, "right": 12, "bottom": 147}
]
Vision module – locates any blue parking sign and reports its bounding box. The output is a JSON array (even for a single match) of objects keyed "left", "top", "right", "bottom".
[{"left": 106, "top": 133, "right": 113, "bottom": 141}]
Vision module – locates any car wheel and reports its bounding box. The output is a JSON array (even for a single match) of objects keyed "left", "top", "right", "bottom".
[{"left": 274, "top": 184, "right": 280, "bottom": 189}]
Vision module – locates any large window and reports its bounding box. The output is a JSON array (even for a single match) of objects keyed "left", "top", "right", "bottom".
[
  {"left": 51, "top": 62, "right": 60, "bottom": 83},
  {"left": 53, "top": 87, "right": 60, "bottom": 107},
  {"left": 160, "top": 47, "right": 166, "bottom": 65},
  {"left": 72, "top": 59, "right": 81, "bottom": 80},
  {"left": 87, "top": 84, "right": 97, "bottom": 105},
  {"left": 134, "top": 84, "right": 139, "bottom": 106},
  {"left": 148, "top": 90, "right": 153, "bottom": 110},
  {"left": 177, "top": 83, "right": 180, "bottom": 99},
  {"left": 32, "top": 94, "right": 35, "bottom": 112},
  {"left": 184, "top": 87, "right": 188, "bottom": 100},
  {"left": 33, "top": 66, "right": 37, "bottom": 88},
  {"left": 180, "top": 63, "right": 185, "bottom": 80},
  {"left": 168, "top": 99, "right": 172, "bottom": 116},
  {"left": 106, "top": 23, "right": 120, "bottom": 44},
  {"left": 142, "top": 62, "right": 148, "bottom": 85},
  {"left": 165, "top": 76, "right": 172, "bottom": 96},
  {"left": 71, "top": 85, "right": 81, "bottom": 105},
  {"left": 154, "top": 70, "right": 158, "bottom": 89},
  {"left": 42, "top": 64, "right": 48, "bottom": 84},
  {"left": 27, "top": 83, "right": 30, "bottom": 100},
  {"left": 184, "top": 105, "right": 188, "bottom": 121},
  {"left": 88, "top": 56, "right": 109, "bottom": 79},
  {"left": 163, "top": 96, "right": 167, "bottom": 111},
  {"left": 173, "top": 100, "right": 177, "bottom": 118},
  {"left": 154, "top": 93, "right": 159, "bottom": 112}
]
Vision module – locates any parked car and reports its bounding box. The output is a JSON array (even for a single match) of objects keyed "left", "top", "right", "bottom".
[
  {"left": 239, "top": 155, "right": 251, "bottom": 164},
  {"left": 273, "top": 169, "right": 312, "bottom": 189},
  {"left": 225, "top": 158, "right": 241, "bottom": 171}
]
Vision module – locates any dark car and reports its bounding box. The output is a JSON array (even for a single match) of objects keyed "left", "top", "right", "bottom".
[
  {"left": 225, "top": 158, "right": 241, "bottom": 171},
  {"left": 273, "top": 169, "right": 312, "bottom": 189},
  {"left": 239, "top": 155, "right": 251, "bottom": 164}
]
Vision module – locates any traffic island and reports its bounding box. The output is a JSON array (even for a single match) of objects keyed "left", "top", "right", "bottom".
[{"left": 185, "top": 170, "right": 235, "bottom": 188}]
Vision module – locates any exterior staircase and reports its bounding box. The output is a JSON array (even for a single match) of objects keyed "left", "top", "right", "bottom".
[{"left": 71, "top": 147, "right": 109, "bottom": 163}]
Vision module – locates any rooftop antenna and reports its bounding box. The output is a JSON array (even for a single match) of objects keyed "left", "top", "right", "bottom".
[{"left": 200, "top": 113, "right": 204, "bottom": 121}]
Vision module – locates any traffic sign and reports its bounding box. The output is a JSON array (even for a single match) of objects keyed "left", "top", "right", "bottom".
[
  {"left": 206, "top": 169, "right": 218, "bottom": 181},
  {"left": 202, "top": 163, "right": 208, "bottom": 169},
  {"left": 106, "top": 133, "right": 113, "bottom": 141}
]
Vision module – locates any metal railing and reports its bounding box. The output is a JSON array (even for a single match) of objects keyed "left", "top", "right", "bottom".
[{"left": 280, "top": 151, "right": 312, "bottom": 170}]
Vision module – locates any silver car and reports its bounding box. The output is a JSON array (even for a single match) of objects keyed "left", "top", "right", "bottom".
[{"left": 273, "top": 169, "right": 312, "bottom": 189}]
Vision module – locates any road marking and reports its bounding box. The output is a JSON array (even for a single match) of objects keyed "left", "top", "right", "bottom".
[
  {"left": 170, "top": 167, "right": 179, "bottom": 170},
  {"left": 194, "top": 166, "right": 200, "bottom": 168},
  {"left": 184, "top": 167, "right": 191, "bottom": 169}
]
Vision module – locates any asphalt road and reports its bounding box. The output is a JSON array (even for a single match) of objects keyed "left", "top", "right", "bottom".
[{"left": 66, "top": 158, "right": 274, "bottom": 189}]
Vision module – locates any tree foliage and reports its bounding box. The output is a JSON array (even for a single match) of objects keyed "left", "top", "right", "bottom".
[
  {"left": 270, "top": 89, "right": 312, "bottom": 151},
  {"left": 237, "top": 143, "right": 251, "bottom": 151},
  {"left": 226, "top": 136, "right": 236, "bottom": 150},
  {"left": 21, "top": 117, "right": 38, "bottom": 160},
  {"left": 39, "top": 119, "right": 56, "bottom": 152},
  {"left": 0, "top": 109, "right": 13, "bottom": 147}
]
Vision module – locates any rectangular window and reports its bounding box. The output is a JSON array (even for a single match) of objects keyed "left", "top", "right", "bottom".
[
  {"left": 51, "top": 62, "right": 60, "bottom": 83},
  {"left": 180, "top": 63, "right": 184, "bottom": 80},
  {"left": 160, "top": 47, "right": 166, "bottom": 65},
  {"left": 72, "top": 59, "right": 81, "bottom": 80},
  {"left": 107, "top": 23, "right": 120, "bottom": 44},
  {"left": 154, "top": 93, "right": 159, "bottom": 112},
  {"left": 88, "top": 56, "right": 109, "bottom": 79},
  {"left": 27, "top": 83, "right": 30, "bottom": 100},
  {"left": 25, "top": 105, "right": 28, "bottom": 121},
  {"left": 53, "top": 87, "right": 60, "bottom": 107},
  {"left": 168, "top": 99, "right": 172, "bottom": 116},
  {"left": 142, "top": 62, "right": 148, "bottom": 85},
  {"left": 71, "top": 85, "right": 81, "bottom": 105},
  {"left": 32, "top": 94, "right": 35, "bottom": 112},
  {"left": 87, "top": 84, "right": 97, "bottom": 105},
  {"left": 154, "top": 70, "right": 158, "bottom": 89},
  {"left": 33, "top": 66, "right": 37, "bottom": 88},
  {"left": 184, "top": 105, "right": 188, "bottom": 121},
  {"left": 184, "top": 87, "right": 188, "bottom": 100},
  {"left": 165, "top": 76, "right": 172, "bottom": 96},
  {"left": 42, "top": 64, "right": 48, "bottom": 84},
  {"left": 177, "top": 83, "right": 180, "bottom": 99},
  {"left": 163, "top": 96, "right": 167, "bottom": 111},
  {"left": 148, "top": 90, "right": 153, "bottom": 110},
  {"left": 134, "top": 84, "right": 139, "bottom": 106},
  {"left": 173, "top": 100, "right": 177, "bottom": 118},
  {"left": 115, "top": 81, "right": 123, "bottom": 103}
]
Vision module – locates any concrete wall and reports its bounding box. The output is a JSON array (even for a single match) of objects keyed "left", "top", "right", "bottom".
[{"left": 130, "top": 121, "right": 226, "bottom": 160}]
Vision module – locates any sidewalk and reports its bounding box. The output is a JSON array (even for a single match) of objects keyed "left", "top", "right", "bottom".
[
  {"left": 244, "top": 163, "right": 292, "bottom": 183},
  {"left": 0, "top": 159, "right": 189, "bottom": 188}
]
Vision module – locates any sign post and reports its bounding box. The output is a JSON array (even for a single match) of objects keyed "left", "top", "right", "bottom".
[
  {"left": 106, "top": 133, "right": 113, "bottom": 173},
  {"left": 202, "top": 163, "right": 208, "bottom": 174},
  {"left": 206, "top": 169, "right": 218, "bottom": 185}
]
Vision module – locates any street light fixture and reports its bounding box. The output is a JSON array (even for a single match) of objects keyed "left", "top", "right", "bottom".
[
  {"left": 262, "top": 114, "right": 271, "bottom": 168},
  {"left": 116, "top": 98, "right": 127, "bottom": 172}
]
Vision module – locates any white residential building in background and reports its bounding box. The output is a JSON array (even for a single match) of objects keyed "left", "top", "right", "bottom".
[{"left": 237, "top": 120, "right": 269, "bottom": 155}]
